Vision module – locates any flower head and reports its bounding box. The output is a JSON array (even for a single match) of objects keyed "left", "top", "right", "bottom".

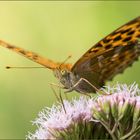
[
  {"left": 27, "top": 97, "right": 96, "bottom": 139},
  {"left": 27, "top": 83, "right": 140, "bottom": 140}
]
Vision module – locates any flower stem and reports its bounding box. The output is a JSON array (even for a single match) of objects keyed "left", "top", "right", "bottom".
[{"left": 100, "top": 120, "right": 117, "bottom": 140}]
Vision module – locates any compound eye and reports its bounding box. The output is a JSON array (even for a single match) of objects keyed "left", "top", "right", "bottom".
[{"left": 61, "top": 69, "right": 66, "bottom": 75}]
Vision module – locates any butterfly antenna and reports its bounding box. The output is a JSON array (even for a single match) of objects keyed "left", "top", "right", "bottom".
[
  {"left": 59, "top": 55, "right": 72, "bottom": 69},
  {"left": 6, "top": 66, "right": 46, "bottom": 69}
]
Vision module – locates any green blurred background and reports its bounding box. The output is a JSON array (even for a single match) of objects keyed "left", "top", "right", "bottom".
[{"left": 0, "top": 1, "right": 140, "bottom": 139}]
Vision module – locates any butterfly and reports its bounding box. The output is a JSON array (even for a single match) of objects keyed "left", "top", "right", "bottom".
[{"left": 0, "top": 16, "right": 140, "bottom": 94}]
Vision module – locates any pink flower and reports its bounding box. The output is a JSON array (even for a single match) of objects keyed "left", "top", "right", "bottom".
[{"left": 27, "top": 83, "right": 140, "bottom": 140}]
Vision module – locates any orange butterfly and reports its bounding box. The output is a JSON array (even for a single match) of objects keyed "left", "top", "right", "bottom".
[{"left": 0, "top": 16, "right": 140, "bottom": 94}]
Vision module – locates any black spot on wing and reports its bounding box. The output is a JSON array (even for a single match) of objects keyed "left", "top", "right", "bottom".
[
  {"left": 105, "top": 44, "right": 112, "bottom": 49},
  {"left": 103, "top": 38, "right": 111, "bottom": 43},
  {"left": 96, "top": 42, "right": 103, "bottom": 48},
  {"left": 121, "top": 28, "right": 131, "bottom": 34},
  {"left": 127, "top": 30, "right": 135, "bottom": 35},
  {"left": 136, "top": 34, "right": 140, "bottom": 38},
  {"left": 113, "top": 35, "right": 122, "bottom": 41},
  {"left": 123, "top": 36, "right": 132, "bottom": 42}
]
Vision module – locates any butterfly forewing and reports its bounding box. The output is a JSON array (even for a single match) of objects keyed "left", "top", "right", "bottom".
[{"left": 72, "top": 16, "right": 140, "bottom": 87}]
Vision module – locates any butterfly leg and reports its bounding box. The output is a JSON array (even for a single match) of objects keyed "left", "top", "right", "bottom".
[
  {"left": 64, "top": 78, "right": 96, "bottom": 93},
  {"left": 65, "top": 78, "right": 107, "bottom": 95},
  {"left": 79, "top": 78, "right": 109, "bottom": 95}
]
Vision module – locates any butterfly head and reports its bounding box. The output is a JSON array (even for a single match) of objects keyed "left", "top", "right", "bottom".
[{"left": 53, "top": 68, "right": 74, "bottom": 89}]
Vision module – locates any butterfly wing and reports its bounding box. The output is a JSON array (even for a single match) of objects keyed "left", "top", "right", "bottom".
[
  {"left": 0, "top": 40, "right": 72, "bottom": 70},
  {"left": 72, "top": 16, "right": 140, "bottom": 87}
]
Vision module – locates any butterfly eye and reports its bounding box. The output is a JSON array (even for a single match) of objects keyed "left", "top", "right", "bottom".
[{"left": 61, "top": 70, "right": 66, "bottom": 75}]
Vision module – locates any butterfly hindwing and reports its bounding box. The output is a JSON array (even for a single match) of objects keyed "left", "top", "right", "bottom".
[{"left": 96, "top": 46, "right": 140, "bottom": 82}]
